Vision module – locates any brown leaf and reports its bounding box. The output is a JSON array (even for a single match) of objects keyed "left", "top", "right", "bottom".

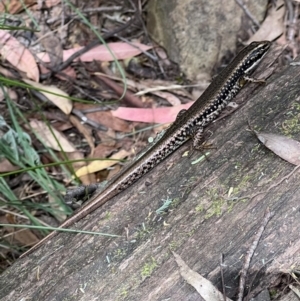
[
  {"left": 37, "top": 24, "right": 63, "bottom": 67},
  {"left": 150, "top": 90, "right": 182, "bottom": 106},
  {"left": 0, "top": 87, "right": 18, "bottom": 102},
  {"left": 0, "top": 158, "right": 20, "bottom": 173},
  {"left": 69, "top": 115, "right": 95, "bottom": 154},
  {"left": 3, "top": 214, "right": 38, "bottom": 247},
  {"left": 93, "top": 144, "right": 116, "bottom": 159},
  {"left": 0, "top": 0, "right": 35, "bottom": 13},
  {"left": 95, "top": 74, "right": 143, "bottom": 107},
  {"left": 86, "top": 111, "right": 131, "bottom": 133},
  {"left": 39, "top": 64, "right": 77, "bottom": 79}
]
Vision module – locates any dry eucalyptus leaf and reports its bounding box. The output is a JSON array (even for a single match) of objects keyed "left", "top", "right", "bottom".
[
  {"left": 37, "top": 42, "right": 153, "bottom": 63},
  {"left": 257, "top": 132, "right": 300, "bottom": 165},
  {"left": 150, "top": 90, "right": 182, "bottom": 106},
  {"left": 0, "top": 87, "right": 18, "bottom": 102},
  {"left": 0, "top": 30, "right": 39, "bottom": 81},
  {"left": 0, "top": 158, "right": 19, "bottom": 172},
  {"left": 247, "top": 0, "right": 285, "bottom": 43},
  {"left": 3, "top": 214, "right": 39, "bottom": 247},
  {"left": 23, "top": 79, "right": 73, "bottom": 115},
  {"left": 112, "top": 103, "right": 192, "bottom": 123},
  {"left": 86, "top": 110, "right": 131, "bottom": 133},
  {"left": 173, "top": 252, "right": 232, "bottom": 301},
  {"left": 69, "top": 115, "right": 95, "bottom": 154},
  {"left": 30, "top": 119, "right": 76, "bottom": 152},
  {"left": 48, "top": 194, "right": 67, "bottom": 223},
  {"left": 75, "top": 149, "right": 131, "bottom": 177},
  {"left": 36, "top": 24, "right": 63, "bottom": 67}
]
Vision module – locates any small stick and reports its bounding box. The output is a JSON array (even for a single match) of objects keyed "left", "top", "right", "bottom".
[
  {"left": 220, "top": 253, "right": 227, "bottom": 301},
  {"left": 237, "top": 208, "right": 274, "bottom": 301}
]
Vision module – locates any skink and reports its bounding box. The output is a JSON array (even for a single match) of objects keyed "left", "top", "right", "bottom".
[{"left": 21, "top": 40, "right": 271, "bottom": 258}]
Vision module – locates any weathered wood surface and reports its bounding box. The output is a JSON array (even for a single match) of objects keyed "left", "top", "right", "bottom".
[{"left": 1, "top": 47, "right": 300, "bottom": 301}]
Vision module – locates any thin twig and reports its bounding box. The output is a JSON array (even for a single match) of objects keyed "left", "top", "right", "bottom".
[
  {"left": 220, "top": 253, "right": 227, "bottom": 301},
  {"left": 237, "top": 209, "right": 274, "bottom": 301},
  {"left": 235, "top": 0, "right": 260, "bottom": 28}
]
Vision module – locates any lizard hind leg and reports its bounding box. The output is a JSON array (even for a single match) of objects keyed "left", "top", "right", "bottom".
[{"left": 189, "top": 126, "right": 216, "bottom": 159}]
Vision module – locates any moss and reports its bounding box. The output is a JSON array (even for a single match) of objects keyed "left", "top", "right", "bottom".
[
  {"left": 281, "top": 117, "right": 300, "bottom": 135},
  {"left": 119, "top": 287, "right": 128, "bottom": 299},
  {"left": 187, "top": 228, "right": 196, "bottom": 237},
  {"left": 281, "top": 102, "right": 300, "bottom": 135},
  {"left": 195, "top": 204, "right": 204, "bottom": 212},
  {"left": 205, "top": 198, "right": 225, "bottom": 218},
  {"left": 269, "top": 288, "right": 277, "bottom": 298},
  {"left": 136, "top": 223, "right": 152, "bottom": 240},
  {"left": 112, "top": 248, "right": 127, "bottom": 260},
  {"left": 141, "top": 257, "right": 158, "bottom": 279},
  {"left": 168, "top": 241, "right": 178, "bottom": 251},
  {"left": 105, "top": 211, "right": 112, "bottom": 219},
  {"left": 171, "top": 197, "right": 181, "bottom": 207}
]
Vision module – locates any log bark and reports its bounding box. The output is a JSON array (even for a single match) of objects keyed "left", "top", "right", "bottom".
[{"left": 1, "top": 46, "right": 299, "bottom": 301}]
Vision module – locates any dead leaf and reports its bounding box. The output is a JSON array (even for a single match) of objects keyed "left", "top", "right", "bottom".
[
  {"left": 30, "top": 119, "right": 76, "bottom": 152},
  {"left": 0, "top": 87, "right": 18, "bottom": 101},
  {"left": 36, "top": 24, "right": 63, "bottom": 68},
  {"left": 3, "top": 214, "right": 39, "bottom": 247},
  {"left": 96, "top": 129, "right": 117, "bottom": 147},
  {"left": 93, "top": 144, "right": 116, "bottom": 159},
  {"left": 39, "top": 64, "right": 77, "bottom": 79},
  {"left": 247, "top": 0, "right": 285, "bottom": 43},
  {"left": 173, "top": 252, "right": 232, "bottom": 301},
  {"left": 0, "top": 30, "right": 39, "bottom": 82},
  {"left": 64, "top": 151, "right": 96, "bottom": 185},
  {"left": 86, "top": 110, "right": 131, "bottom": 132},
  {"left": 0, "top": 65, "right": 17, "bottom": 78},
  {"left": 256, "top": 132, "right": 300, "bottom": 165},
  {"left": 47, "top": 194, "right": 67, "bottom": 223},
  {"left": 95, "top": 73, "right": 144, "bottom": 107},
  {"left": 75, "top": 149, "right": 131, "bottom": 177},
  {"left": 0, "top": 0, "right": 35, "bottom": 13},
  {"left": 37, "top": 42, "right": 153, "bottom": 64},
  {"left": 23, "top": 79, "right": 73, "bottom": 115},
  {"left": 0, "top": 158, "right": 20, "bottom": 172},
  {"left": 129, "top": 78, "right": 197, "bottom": 99},
  {"left": 33, "top": 0, "right": 61, "bottom": 9},
  {"left": 69, "top": 115, "right": 95, "bottom": 154},
  {"left": 111, "top": 103, "right": 192, "bottom": 123},
  {"left": 150, "top": 90, "right": 182, "bottom": 106},
  {"left": 92, "top": 74, "right": 196, "bottom": 100}
]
